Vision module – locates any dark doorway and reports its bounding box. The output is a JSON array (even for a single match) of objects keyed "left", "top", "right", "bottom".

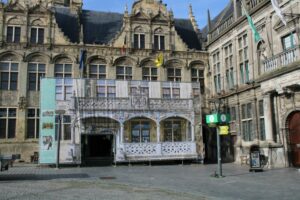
[
  {"left": 288, "top": 112, "right": 300, "bottom": 167},
  {"left": 81, "top": 134, "right": 114, "bottom": 166}
]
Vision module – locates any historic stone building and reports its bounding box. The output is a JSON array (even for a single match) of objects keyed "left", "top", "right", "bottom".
[
  {"left": 0, "top": 0, "right": 207, "bottom": 164},
  {"left": 205, "top": 0, "right": 300, "bottom": 167}
]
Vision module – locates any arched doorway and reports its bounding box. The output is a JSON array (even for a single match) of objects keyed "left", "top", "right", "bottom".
[
  {"left": 81, "top": 117, "right": 119, "bottom": 166},
  {"left": 288, "top": 111, "right": 300, "bottom": 167}
]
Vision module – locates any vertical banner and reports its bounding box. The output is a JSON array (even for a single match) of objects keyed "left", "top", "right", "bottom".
[{"left": 39, "top": 78, "right": 57, "bottom": 164}]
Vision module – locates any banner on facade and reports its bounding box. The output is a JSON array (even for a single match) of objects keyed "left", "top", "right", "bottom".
[{"left": 39, "top": 78, "right": 57, "bottom": 164}]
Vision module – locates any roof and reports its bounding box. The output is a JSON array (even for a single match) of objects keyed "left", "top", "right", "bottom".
[
  {"left": 201, "top": 1, "right": 234, "bottom": 38},
  {"left": 53, "top": 6, "right": 202, "bottom": 49}
]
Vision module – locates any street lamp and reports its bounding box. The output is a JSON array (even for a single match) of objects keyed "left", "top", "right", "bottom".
[{"left": 55, "top": 110, "right": 65, "bottom": 169}]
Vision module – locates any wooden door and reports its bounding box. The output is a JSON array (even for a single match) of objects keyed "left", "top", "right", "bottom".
[{"left": 288, "top": 112, "right": 300, "bottom": 167}]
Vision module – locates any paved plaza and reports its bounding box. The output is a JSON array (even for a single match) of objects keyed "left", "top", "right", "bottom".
[{"left": 0, "top": 163, "right": 299, "bottom": 200}]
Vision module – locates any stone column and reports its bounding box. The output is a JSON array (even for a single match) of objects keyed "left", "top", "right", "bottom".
[
  {"left": 156, "top": 123, "right": 160, "bottom": 143},
  {"left": 16, "top": 60, "right": 28, "bottom": 141},
  {"left": 191, "top": 124, "right": 195, "bottom": 142},
  {"left": 47, "top": 62, "right": 55, "bottom": 78},
  {"left": 263, "top": 93, "right": 274, "bottom": 142},
  {"left": 120, "top": 123, "right": 124, "bottom": 144}
]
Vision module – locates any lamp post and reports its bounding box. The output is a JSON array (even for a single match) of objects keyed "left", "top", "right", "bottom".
[{"left": 55, "top": 110, "right": 65, "bottom": 169}]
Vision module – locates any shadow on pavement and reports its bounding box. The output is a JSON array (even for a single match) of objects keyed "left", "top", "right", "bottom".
[{"left": 0, "top": 173, "right": 89, "bottom": 181}]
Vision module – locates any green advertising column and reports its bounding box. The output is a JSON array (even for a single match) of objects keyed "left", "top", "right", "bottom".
[{"left": 39, "top": 78, "right": 57, "bottom": 164}]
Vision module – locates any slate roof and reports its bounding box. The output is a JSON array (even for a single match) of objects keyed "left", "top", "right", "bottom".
[
  {"left": 201, "top": 1, "right": 234, "bottom": 38},
  {"left": 53, "top": 6, "right": 202, "bottom": 50}
]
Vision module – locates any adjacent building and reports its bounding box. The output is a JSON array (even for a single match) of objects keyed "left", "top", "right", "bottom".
[{"left": 205, "top": 0, "right": 300, "bottom": 167}]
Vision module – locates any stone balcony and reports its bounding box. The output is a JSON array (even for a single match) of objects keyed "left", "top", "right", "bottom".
[{"left": 263, "top": 46, "right": 300, "bottom": 73}]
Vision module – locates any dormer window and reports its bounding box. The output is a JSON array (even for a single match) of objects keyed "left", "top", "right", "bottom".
[
  {"left": 30, "top": 28, "right": 44, "bottom": 44},
  {"left": 154, "top": 28, "right": 165, "bottom": 50},
  {"left": 134, "top": 34, "right": 145, "bottom": 49},
  {"left": 6, "top": 26, "right": 21, "bottom": 43}
]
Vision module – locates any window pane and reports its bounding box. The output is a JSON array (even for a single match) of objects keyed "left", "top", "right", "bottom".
[
  {"left": 154, "top": 35, "right": 159, "bottom": 50},
  {"left": 140, "top": 34, "right": 145, "bottom": 49},
  {"left": 55, "top": 64, "right": 63, "bottom": 73},
  {"left": 0, "top": 119, "right": 6, "bottom": 138},
  {"left": 0, "top": 108, "right": 6, "bottom": 117},
  {"left": 0, "top": 72, "right": 9, "bottom": 90},
  {"left": 116, "top": 66, "right": 124, "bottom": 75},
  {"left": 38, "top": 28, "right": 44, "bottom": 44},
  {"left": 6, "top": 26, "right": 13, "bottom": 42},
  {"left": 0, "top": 62, "right": 9, "bottom": 70},
  {"left": 28, "top": 109, "right": 36, "bottom": 117},
  {"left": 27, "top": 119, "right": 35, "bottom": 139},
  {"left": 134, "top": 34, "right": 139, "bottom": 49},
  {"left": 64, "top": 124, "right": 71, "bottom": 140},
  {"left": 65, "top": 64, "right": 72, "bottom": 73},
  {"left": 99, "top": 65, "right": 106, "bottom": 74},
  {"left": 160, "top": 36, "right": 165, "bottom": 50},
  {"left": 14, "top": 27, "right": 21, "bottom": 43},
  {"left": 8, "top": 108, "right": 16, "bottom": 117},
  {"left": 10, "top": 72, "right": 18, "bottom": 90},
  {"left": 30, "top": 28, "right": 37, "bottom": 43},
  {"left": 38, "top": 64, "right": 46, "bottom": 72},
  {"left": 8, "top": 119, "right": 16, "bottom": 138},
  {"left": 11, "top": 63, "right": 19, "bottom": 71}
]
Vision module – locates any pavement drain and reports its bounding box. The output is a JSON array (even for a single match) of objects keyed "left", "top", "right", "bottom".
[{"left": 99, "top": 176, "right": 116, "bottom": 180}]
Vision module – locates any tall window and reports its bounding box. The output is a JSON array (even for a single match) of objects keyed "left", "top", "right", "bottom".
[
  {"left": 167, "top": 68, "right": 181, "bottom": 82},
  {"left": 28, "top": 63, "right": 45, "bottom": 91},
  {"left": 282, "top": 32, "right": 296, "bottom": 50},
  {"left": 134, "top": 34, "right": 145, "bottom": 49},
  {"left": 131, "top": 120, "right": 150, "bottom": 143},
  {"left": 241, "top": 103, "right": 253, "bottom": 141},
  {"left": 0, "top": 108, "right": 16, "bottom": 139},
  {"left": 163, "top": 119, "right": 182, "bottom": 142},
  {"left": 96, "top": 80, "right": 116, "bottom": 98},
  {"left": 55, "top": 115, "right": 71, "bottom": 141},
  {"left": 27, "top": 108, "right": 40, "bottom": 139},
  {"left": 213, "top": 51, "right": 221, "bottom": 93},
  {"left": 54, "top": 63, "right": 72, "bottom": 78},
  {"left": 0, "top": 62, "right": 18, "bottom": 90},
  {"left": 154, "top": 35, "right": 165, "bottom": 50},
  {"left": 116, "top": 66, "right": 132, "bottom": 80},
  {"left": 238, "top": 34, "right": 249, "bottom": 84},
  {"left": 89, "top": 64, "right": 106, "bottom": 79},
  {"left": 6, "top": 26, "right": 21, "bottom": 43},
  {"left": 191, "top": 68, "right": 205, "bottom": 94},
  {"left": 259, "top": 100, "right": 266, "bottom": 141},
  {"left": 224, "top": 44, "right": 235, "bottom": 90},
  {"left": 30, "top": 28, "right": 44, "bottom": 44},
  {"left": 56, "top": 79, "right": 73, "bottom": 101},
  {"left": 229, "top": 106, "right": 237, "bottom": 134},
  {"left": 142, "top": 67, "right": 158, "bottom": 81}
]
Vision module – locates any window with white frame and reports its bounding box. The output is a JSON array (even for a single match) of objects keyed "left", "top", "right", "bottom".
[
  {"left": 28, "top": 63, "right": 45, "bottom": 91},
  {"left": 0, "top": 62, "right": 18, "bottom": 90},
  {"left": 55, "top": 115, "right": 71, "bottom": 141},
  {"left": 281, "top": 32, "right": 297, "bottom": 50},
  {"left": 238, "top": 34, "right": 250, "bottom": 84},
  {"left": 258, "top": 100, "right": 266, "bottom": 141},
  {"left": 167, "top": 68, "right": 181, "bottom": 82},
  {"left": 54, "top": 63, "right": 72, "bottom": 78},
  {"left": 131, "top": 120, "right": 151, "bottom": 143},
  {"left": 26, "top": 108, "right": 40, "bottom": 139},
  {"left": 56, "top": 79, "right": 73, "bottom": 101},
  {"left": 224, "top": 43, "right": 235, "bottom": 90},
  {"left": 163, "top": 119, "right": 182, "bottom": 142},
  {"left": 229, "top": 106, "right": 237, "bottom": 133},
  {"left": 89, "top": 64, "right": 106, "bottom": 79},
  {"left": 30, "top": 27, "right": 44, "bottom": 44},
  {"left": 212, "top": 51, "right": 221, "bottom": 93},
  {"left": 154, "top": 35, "right": 165, "bottom": 50},
  {"left": 6, "top": 26, "right": 21, "bottom": 43},
  {"left": 191, "top": 68, "right": 205, "bottom": 94},
  {"left": 96, "top": 80, "right": 116, "bottom": 98},
  {"left": 142, "top": 67, "right": 158, "bottom": 81},
  {"left": 162, "top": 83, "right": 180, "bottom": 99},
  {"left": 241, "top": 103, "right": 253, "bottom": 141},
  {"left": 0, "top": 108, "right": 17, "bottom": 139},
  {"left": 116, "top": 66, "right": 132, "bottom": 80},
  {"left": 133, "top": 33, "right": 145, "bottom": 49}
]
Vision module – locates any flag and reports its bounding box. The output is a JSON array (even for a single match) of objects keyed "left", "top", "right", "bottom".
[
  {"left": 155, "top": 53, "right": 164, "bottom": 67},
  {"left": 271, "top": 0, "right": 287, "bottom": 26},
  {"left": 121, "top": 36, "right": 127, "bottom": 55},
  {"left": 79, "top": 49, "right": 86, "bottom": 73},
  {"left": 242, "top": 4, "right": 262, "bottom": 43}
]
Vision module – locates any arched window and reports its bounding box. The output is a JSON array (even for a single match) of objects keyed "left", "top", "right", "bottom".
[
  {"left": 133, "top": 26, "right": 145, "bottom": 49},
  {"left": 0, "top": 54, "right": 19, "bottom": 91},
  {"left": 54, "top": 57, "right": 72, "bottom": 78},
  {"left": 30, "top": 19, "right": 45, "bottom": 45},
  {"left": 28, "top": 55, "right": 46, "bottom": 91},
  {"left": 142, "top": 60, "right": 158, "bottom": 81},
  {"left": 167, "top": 68, "right": 181, "bottom": 82},
  {"left": 88, "top": 58, "right": 106, "bottom": 79},
  {"left": 154, "top": 28, "right": 165, "bottom": 50}
]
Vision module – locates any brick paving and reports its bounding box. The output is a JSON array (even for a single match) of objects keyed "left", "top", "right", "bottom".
[{"left": 0, "top": 163, "right": 299, "bottom": 200}]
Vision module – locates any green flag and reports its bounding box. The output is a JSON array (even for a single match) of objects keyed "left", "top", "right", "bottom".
[{"left": 242, "top": 5, "right": 261, "bottom": 43}]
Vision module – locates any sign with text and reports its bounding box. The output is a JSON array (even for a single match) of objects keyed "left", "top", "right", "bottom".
[{"left": 206, "top": 114, "right": 230, "bottom": 124}]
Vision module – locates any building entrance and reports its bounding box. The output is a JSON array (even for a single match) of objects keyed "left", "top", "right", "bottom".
[
  {"left": 288, "top": 112, "right": 300, "bottom": 167},
  {"left": 81, "top": 134, "right": 114, "bottom": 166}
]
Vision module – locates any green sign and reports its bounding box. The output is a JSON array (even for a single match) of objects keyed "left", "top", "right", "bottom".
[{"left": 206, "top": 113, "right": 230, "bottom": 124}]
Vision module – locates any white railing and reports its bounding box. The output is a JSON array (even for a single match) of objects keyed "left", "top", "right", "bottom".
[
  {"left": 117, "top": 142, "right": 197, "bottom": 161},
  {"left": 263, "top": 46, "right": 299, "bottom": 73}
]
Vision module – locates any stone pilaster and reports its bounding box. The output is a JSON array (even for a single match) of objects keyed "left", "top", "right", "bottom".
[{"left": 263, "top": 93, "right": 274, "bottom": 142}]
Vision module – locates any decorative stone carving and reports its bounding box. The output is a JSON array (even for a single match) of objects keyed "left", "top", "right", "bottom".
[{"left": 18, "top": 96, "right": 27, "bottom": 111}]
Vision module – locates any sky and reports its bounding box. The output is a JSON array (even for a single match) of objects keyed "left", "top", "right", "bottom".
[{"left": 83, "top": 0, "right": 230, "bottom": 28}]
